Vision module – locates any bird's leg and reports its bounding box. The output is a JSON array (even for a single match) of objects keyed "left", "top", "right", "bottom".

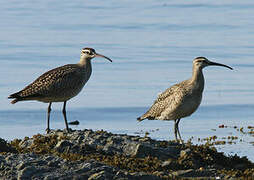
[
  {"left": 174, "top": 119, "right": 178, "bottom": 141},
  {"left": 46, "top": 102, "right": 52, "bottom": 134},
  {"left": 62, "top": 101, "right": 70, "bottom": 133},
  {"left": 176, "top": 119, "right": 183, "bottom": 144}
]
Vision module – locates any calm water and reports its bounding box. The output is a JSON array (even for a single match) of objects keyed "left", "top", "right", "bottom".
[{"left": 0, "top": 1, "right": 254, "bottom": 161}]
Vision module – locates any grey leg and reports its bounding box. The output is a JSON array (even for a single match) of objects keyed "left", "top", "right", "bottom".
[
  {"left": 175, "top": 119, "right": 183, "bottom": 144},
  {"left": 46, "top": 102, "right": 52, "bottom": 134},
  {"left": 174, "top": 119, "right": 178, "bottom": 140},
  {"left": 62, "top": 101, "right": 70, "bottom": 132}
]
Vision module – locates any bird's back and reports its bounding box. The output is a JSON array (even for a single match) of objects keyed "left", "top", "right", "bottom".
[{"left": 9, "top": 63, "right": 91, "bottom": 103}]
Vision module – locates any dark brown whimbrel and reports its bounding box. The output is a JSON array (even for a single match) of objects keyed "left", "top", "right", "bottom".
[
  {"left": 8, "top": 47, "right": 112, "bottom": 133},
  {"left": 137, "top": 57, "right": 233, "bottom": 143}
]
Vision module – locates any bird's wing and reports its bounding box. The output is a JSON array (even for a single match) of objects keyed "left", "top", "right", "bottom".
[
  {"left": 138, "top": 81, "right": 189, "bottom": 120},
  {"left": 11, "top": 64, "right": 81, "bottom": 98},
  {"left": 154, "top": 84, "right": 180, "bottom": 103}
]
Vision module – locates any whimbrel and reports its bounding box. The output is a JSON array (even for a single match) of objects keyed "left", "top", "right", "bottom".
[
  {"left": 8, "top": 47, "right": 112, "bottom": 133},
  {"left": 137, "top": 57, "right": 233, "bottom": 142}
]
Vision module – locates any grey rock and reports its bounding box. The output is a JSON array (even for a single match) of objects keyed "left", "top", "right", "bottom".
[
  {"left": 0, "top": 129, "right": 251, "bottom": 179},
  {"left": 43, "top": 175, "right": 58, "bottom": 180},
  {"left": 5, "top": 154, "right": 18, "bottom": 163},
  {"left": 47, "top": 160, "right": 60, "bottom": 167},
  {"left": 19, "top": 139, "right": 33, "bottom": 149},
  {"left": 180, "top": 148, "right": 191, "bottom": 158},
  {"left": 16, "top": 162, "right": 26, "bottom": 170},
  {"left": 55, "top": 140, "right": 73, "bottom": 153},
  {"left": 172, "top": 169, "right": 194, "bottom": 177},
  {"left": 0, "top": 138, "right": 13, "bottom": 153},
  {"left": 18, "top": 166, "right": 37, "bottom": 180},
  {"left": 129, "top": 172, "right": 161, "bottom": 180},
  {"left": 88, "top": 171, "right": 111, "bottom": 180},
  {"left": 161, "top": 159, "right": 173, "bottom": 167}
]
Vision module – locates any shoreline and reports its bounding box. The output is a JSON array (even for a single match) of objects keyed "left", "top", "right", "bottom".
[{"left": 0, "top": 129, "right": 254, "bottom": 179}]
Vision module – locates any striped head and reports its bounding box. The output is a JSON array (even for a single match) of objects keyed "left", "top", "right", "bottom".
[
  {"left": 80, "top": 47, "right": 112, "bottom": 62},
  {"left": 193, "top": 57, "right": 233, "bottom": 70}
]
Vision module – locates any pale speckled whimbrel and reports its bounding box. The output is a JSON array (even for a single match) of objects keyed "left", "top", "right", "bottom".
[
  {"left": 8, "top": 47, "right": 112, "bottom": 133},
  {"left": 137, "top": 57, "right": 233, "bottom": 143}
]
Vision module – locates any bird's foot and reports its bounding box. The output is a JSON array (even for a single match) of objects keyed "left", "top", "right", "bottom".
[
  {"left": 174, "top": 138, "right": 184, "bottom": 145},
  {"left": 63, "top": 128, "right": 71, "bottom": 133},
  {"left": 179, "top": 139, "right": 184, "bottom": 145},
  {"left": 45, "top": 128, "right": 51, "bottom": 134}
]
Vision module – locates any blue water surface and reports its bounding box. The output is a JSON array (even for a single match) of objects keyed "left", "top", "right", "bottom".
[{"left": 0, "top": 0, "right": 253, "bottom": 161}]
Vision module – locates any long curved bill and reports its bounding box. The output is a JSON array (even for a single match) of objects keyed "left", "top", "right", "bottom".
[
  {"left": 208, "top": 61, "right": 233, "bottom": 70},
  {"left": 95, "top": 53, "right": 113, "bottom": 62}
]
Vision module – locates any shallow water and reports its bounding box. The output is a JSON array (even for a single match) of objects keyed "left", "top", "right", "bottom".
[{"left": 0, "top": 1, "right": 254, "bottom": 161}]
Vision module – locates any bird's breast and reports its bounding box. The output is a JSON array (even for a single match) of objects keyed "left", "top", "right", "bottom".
[{"left": 178, "top": 93, "right": 202, "bottom": 117}]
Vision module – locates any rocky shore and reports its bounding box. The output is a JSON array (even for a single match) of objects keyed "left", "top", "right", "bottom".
[{"left": 0, "top": 129, "right": 253, "bottom": 179}]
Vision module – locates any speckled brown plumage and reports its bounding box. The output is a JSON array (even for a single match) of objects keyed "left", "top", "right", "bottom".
[
  {"left": 8, "top": 47, "right": 112, "bottom": 133},
  {"left": 137, "top": 57, "right": 233, "bottom": 142},
  {"left": 137, "top": 79, "right": 203, "bottom": 121},
  {"left": 9, "top": 64, "right": 91, "bottom": 104}
]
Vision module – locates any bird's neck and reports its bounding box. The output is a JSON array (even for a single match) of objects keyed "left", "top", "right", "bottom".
[
  {"left": 191, "top": 66, "right": 205, "bottom": 92},
  {"left": 78, "top": 57, "right": 92, "bottom": 67}
]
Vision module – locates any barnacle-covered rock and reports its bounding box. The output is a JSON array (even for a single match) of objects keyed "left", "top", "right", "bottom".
[{"left": 0, "top": 129, "right": 252, "bottom": 179}]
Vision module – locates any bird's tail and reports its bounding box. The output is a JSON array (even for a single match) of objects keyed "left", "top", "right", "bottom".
[
  {"left": 137, "top": 111, "right": 155, "bottom": 122},
  {"left": 137, "top": 115, "right": 145, "bottom": 122},
  {"left": 8, "top": 92, "right": 22, "bottom": 104}
]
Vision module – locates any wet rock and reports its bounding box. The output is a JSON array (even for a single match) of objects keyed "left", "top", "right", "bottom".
[
  {"left": 0, "top": 138, "right": 16, "bottom": 153},
  {"left": 16, "top": 162, "right": 26, "bottom": 170},
  {"left": 172, "top": 169, "right": 194, "bottom": 177},
  {"left": 123, "top": 142, "right": 178, "bottom": 160},
  {"left": 17, "top": 166, "right": 37, "bottom": 180},
  {"left": 73, "top": 162, "right": 91, "bottom": 174},
  {"left": 129, "top": 172, "right": 161, "bottom": 180},
  {"left": 19, "top": 138, "right": 33, "bottom": 149},
  {"left": 180, "top": 148, "right": 191, "bottom": 158},
  {"left": 47, "top": 160, "right": 60, "bottom": 168},
  {"left": 55, "top": 140, "right": 73, "bottom": 153},
  {"left": 5, "top": 154, "right": 18, "bottom": 163},
  {"left": 161, "top": 160, "right": 172, "bottom": 167},
  {"left": 0, "top": 129, "right": 253, "bottom": 179},
  {"left": 88, "top": 170, "right": 113, "bottom": 180}
]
